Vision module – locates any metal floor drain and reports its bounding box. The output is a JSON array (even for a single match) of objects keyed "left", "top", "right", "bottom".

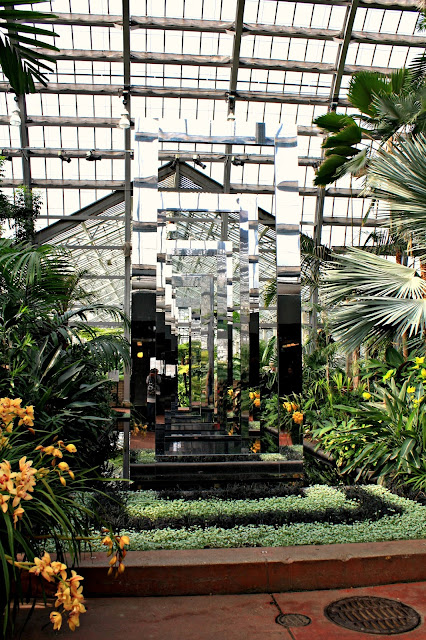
[
  {"left": 325, "top": 596, "right": 421, "bottom": 635},
  {"left": 276, "top": 613, "right": 311, "bottom": 628}
]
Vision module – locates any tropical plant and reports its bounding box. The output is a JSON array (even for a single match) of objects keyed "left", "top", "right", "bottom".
[
  {"left": 262, "top": 232, "right": 331, "bottom": 309},
  {"left": 367, "top": 133, "right": 426, "bottom": 254},
  {"left": 338, "top": 373, "right": 426, "bottom": 487},
  {"left": 259, "top": 335, "right": 277, "bottom": 390},
  {"left": 307, "top": 353, "right": 426, "bottom": 491},
  {"left": 0, "top": 397, "right": 130, "bottom": 638},
  {"left": 0, "top": 240, "right": 130, "bottom": 472},
  {"left": 0, "top": 163, "right": 41, "bottom": 243},
  {"left": 323, "top": 247, "right": 426, "bottom": 352},
  {"left": 322, "top": 133, "right": 426, "bottom": 352},
  {"left": 313, "top": 66, "right": 426, "bottom": 186},
  {"left": 0, "top": 0, "right": 58, "bottom": 95}
]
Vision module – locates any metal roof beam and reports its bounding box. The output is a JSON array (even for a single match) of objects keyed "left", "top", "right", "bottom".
[
  {"left": 311, "top": 0, "right": 360, "bottom": 337},
  {"left": 0, "top": 82, "right": 348, "bottom": 105},
  {"left": 331, "top": 0, "right": 360, "bottom": 107},
  {"left": 30, "top": 20, "right": 426, "bottom": 47},
  {"left": 1, "top": 147, "right": 127, "bottom": 159},
  {"left": 3, "top": 179, "right": 363, "bottom": 197},
  {"left": 34, "top": 48, "right": 399, "bottom": 75},
  {"left": 34, "top": 191, "right": 124, "bottom": 244},
  {"left": 2, "top": 147, "right": 307, "bottom": 166},
  {"left": 223, "top": 0, "right": 245, "bottom": 193},
  {"left": 27, "top": 0, "right": 419, "bottom": 31}
]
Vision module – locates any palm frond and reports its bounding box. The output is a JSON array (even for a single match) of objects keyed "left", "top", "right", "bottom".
[
  {"left": 323, "top": 248, "right": 426, "bottom": 351},
  {"left": 347, "top": 71, "right": 390, "bottom": 118},
  {"left": 366, "top": 134, "right": 426, "bottom": 247},
  {"left": 263, "top": 279, "right": 276, "bottom": 308},
  {"left": 0, "top": 1, "right": 58, "bottom": 93},
  {"left": 371, "top": 92, "right": 423, "bottom": 139}
]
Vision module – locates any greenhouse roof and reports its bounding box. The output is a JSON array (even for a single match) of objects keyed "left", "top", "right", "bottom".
[{"left": 1, "top": 0, "right": 425, "bottom": 310}]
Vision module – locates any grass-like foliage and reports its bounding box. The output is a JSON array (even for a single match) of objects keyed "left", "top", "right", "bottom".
[{"left": 0, "top": 398, "right": 130, "bottom": 638}]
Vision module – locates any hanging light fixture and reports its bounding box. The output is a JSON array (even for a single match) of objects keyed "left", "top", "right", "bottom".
[
  {"left": 9, "top": 109, "right": 21, "bottom": 127},
  {"left": 118, "top": 89, "right": 131, "bottom": 129},
  {"left": 118, "top": 110, "right": 131, "bottom": 129},
  {"left": 226, "top": 92, "right": 236, "bottom": 122}
]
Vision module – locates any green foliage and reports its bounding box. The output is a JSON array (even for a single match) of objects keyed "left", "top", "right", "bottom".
[
  {"left": 259, "top": 336, "right": 277, "bottom": 390},
  {"left": 323, "top": 247, "right": 426, "bottom": 352},
  {"left": 314, "top": 112, "right": 356, "bottom": 133},
  {"left": 0, "top": 0, "right": 59, "bottom": 94},
  {"left": 0, "top": 240, "right": 130, "bottom": 473},
  {"left": 367, "top": 133, "right": 426, "bottom": 253},
  {"left": 308, "top": 355, "right": 426, "bottom": 491},
  {"left": 314, "top": 154, "right": 347, "bottom": 187},
  {"left": 109, "top": 486, "right": 426, "bottom": 550},
  {"left": 313, "top": 67, "right": 426, "bottom": 185},
  {"left": 322, "top": 123, "right": 362, "bottom": 148},
  {"left": 347, "top": 71, "right": 391, "bottom": 117}
]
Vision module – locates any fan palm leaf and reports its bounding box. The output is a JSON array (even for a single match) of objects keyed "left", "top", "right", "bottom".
[
  {"left": 323, "top": 248, "right": 426, "bottom": 351},
  {"left": 366, "top": 134, "right": 426, "bottom": 250},
  {"left": 313, "top": 68, "right": 425, "bottom": 185}
]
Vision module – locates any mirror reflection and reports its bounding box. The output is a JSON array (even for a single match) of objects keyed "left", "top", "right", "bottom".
[{"left": 131, "top": 203, "right": 303, "bottom": 462}]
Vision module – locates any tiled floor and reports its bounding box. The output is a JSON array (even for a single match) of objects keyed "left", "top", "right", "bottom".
[{"left": 13, "top": 581, "right": 426, "bottom": 639}]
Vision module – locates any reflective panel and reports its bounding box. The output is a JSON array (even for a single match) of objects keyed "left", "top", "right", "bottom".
[{"left": 133, "top": 120, "right": 303, "bottom": 465}]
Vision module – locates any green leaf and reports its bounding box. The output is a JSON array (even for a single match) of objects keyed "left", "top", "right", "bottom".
[
  {"left": 385, "top": 346, "right": 405, "bottom": 368},
  {"left": 313, "top": 112, "right": 356, "bottom": 133},
  {"left": 322, "top": 124, "right": 362, "bottom": 148},
  {"left": 347, "top": 71, "right": 390, "bottom": 117},
  {"left": 324, "top": 145, "right": 360, "bottom": 158},
  {"left": 313, "top": 155, "right": 346, "bottom": 187},
  {"left": 399, "top": 437, "right": 417, "bottom": 460}
]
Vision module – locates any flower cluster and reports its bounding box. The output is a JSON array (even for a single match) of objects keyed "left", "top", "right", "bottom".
[
  {"left": 36, "top": 440, "right": 77, "bottom": 486},
  {"left": 0, "top": 397, "right": 34, "bottom": 447},
  {"left": 249, "top": 391, "right": 261, "bottom": 407},
  {"left": 0, "top": 400, "right": 77, "bottom": 525},
  {"left": 102, "top": 532, "right": 130, "bottom": 578},
  {"left": 292, "top": 411, "right": 304, "bottom": 425},
  {"left": 0, "top": 397, "right": 34, "bottom": 429},
  {"left": 131, "top": 423, "right": 148, "bottom": 437},
  {"left": 27, "top": 552, "right": 85, "bottom": 631},
  {"left": 250, "top": 439, "right": 261, "bottom": 453},
  {"left": 1, "top": 398, "right": 131, "bottom": 634},
  {"left": 283, "top": 401, "right": 297, "bottom": 412},
  {"left": 0, "top": 456, "right": 38, "bottom": 524}
]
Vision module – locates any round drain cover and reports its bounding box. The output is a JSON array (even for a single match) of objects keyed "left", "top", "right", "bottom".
[
  {"left": 276, "top": 613, "right": 311, "bottom": 628},
  {"left": 325, "top": 596, "right": 421, "bottom": 635}
]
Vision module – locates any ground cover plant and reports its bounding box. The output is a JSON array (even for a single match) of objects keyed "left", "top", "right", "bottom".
[{"left": 89, "top": 484, "right": 425, "bottom": 551}]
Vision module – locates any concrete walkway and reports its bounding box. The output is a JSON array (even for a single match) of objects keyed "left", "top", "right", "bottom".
[{"left": 14, "top": 581, "right": 426, "bottom": 639}]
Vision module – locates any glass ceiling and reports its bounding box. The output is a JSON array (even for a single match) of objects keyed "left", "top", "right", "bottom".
[{"left": 0, "top": 0, "right": 424, "bottom": 311}]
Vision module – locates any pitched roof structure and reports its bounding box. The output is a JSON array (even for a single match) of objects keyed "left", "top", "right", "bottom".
[{"left": 1, "top": 0, "right": 424, "bottom": 311}]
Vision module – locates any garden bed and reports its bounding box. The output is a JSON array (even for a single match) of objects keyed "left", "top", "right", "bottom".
[{"left": 89, "top": 484, "right": 426, "bottom": 552}]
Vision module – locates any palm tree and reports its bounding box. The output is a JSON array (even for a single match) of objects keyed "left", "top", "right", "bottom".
[
  {"left": 0, "top": 0, "right": 58, "bottom": 94},
  {"left": 323, "top": 135, "right": 426, "bottom": 351},
  {"left": 313, "top": 67, "right": 426, "bottom": 186}
]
